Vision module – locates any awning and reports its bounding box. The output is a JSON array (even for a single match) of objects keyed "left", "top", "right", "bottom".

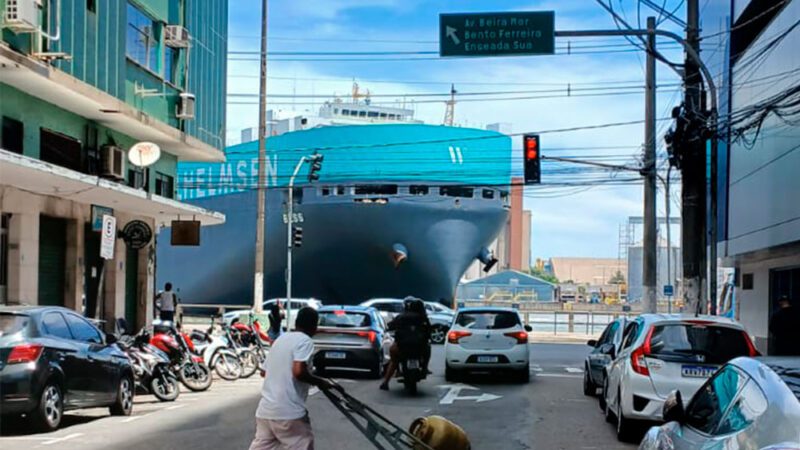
[
  {"left": 0, "top": 44, "right": 224, "bottom": 163},
  {"left": 0, "top": 149, "right": 225, "bottom": 227}
]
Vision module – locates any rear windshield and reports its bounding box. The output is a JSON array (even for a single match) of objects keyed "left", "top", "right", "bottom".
[
  {"left": 456, "top": 311, "right": 520, "bottom": 330},
  {"left": 649, "top": 324, "right": 751, "bottom": 364},
  {"left": 767, "top": 365, "right": 800, "bottom": 401},
  {"left": 319, "top": 311, "right": 371, "bottom": 328},
  {"left": 0, "top": 314, "right": 29, "bottom": 337}
]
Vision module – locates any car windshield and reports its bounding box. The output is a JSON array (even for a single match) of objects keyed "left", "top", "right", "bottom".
[
  {"left": 0, "top": 313, "right": 28, "bottom": 337},
  {"left": 648, "top": 323, "right": 751, "bottom": 364},
  {"left": 456, "top": 311, "right": 520, "bottom": 330},
  {"left": 319, "top": 311, "right": 371, "bottom": 328}
]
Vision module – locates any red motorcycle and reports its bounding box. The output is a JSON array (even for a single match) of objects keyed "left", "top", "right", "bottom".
[
  {"left": 230, "top": 316, "right": 270, "bottom": 366},
  {"left": 151, "top": 321, "right": 213, "bottom": 392}
]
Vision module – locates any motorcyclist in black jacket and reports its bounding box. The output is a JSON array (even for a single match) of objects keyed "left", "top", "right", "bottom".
[{"left": 379, "top": 297, "right": 431, "bottom": 391}]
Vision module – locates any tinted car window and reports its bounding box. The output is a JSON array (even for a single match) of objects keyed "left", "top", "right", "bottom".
[
  {"left": 0, "top": 314, "right": 29, "bottom": 336},
  {"left": 64, "top": 314, "right": 103, "bottom": 344},
  {"left": 649, "top": 324, "right": 751, "bottom": 364},
  {"left": 716, "top": 380, "right": 768, "bottom": 434},
  {"left": 319, "top": 311, "right": 371, "bottom": 328},
  {"left": 41, "top": 312, "right": 73, "bottom": 340},
  {"left": 685, "top": 366, "right": 748, "bottom": 434},
  {"left": 622, "top": 322, "right": 640, "bottom": 349},
  {"left": 456, "top": 311, "right": 520, "bottom": 330}
]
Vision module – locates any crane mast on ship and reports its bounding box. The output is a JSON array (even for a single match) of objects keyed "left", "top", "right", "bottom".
[{"left": 443, "top": 84, "right": 457, "bottom": 126}]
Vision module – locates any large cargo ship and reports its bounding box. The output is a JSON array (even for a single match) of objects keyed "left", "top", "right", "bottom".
[{"left": 157, "top": 101, "right": 512, "bottom": 305}]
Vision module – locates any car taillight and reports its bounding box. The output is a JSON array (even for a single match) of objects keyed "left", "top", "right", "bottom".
[
  {"left": 447, "top": 330, "right": 472, "bottom": 344},
  {"left": 356, "top": 330, "right": 376, "bottom": 343},
  {"left": 504, "top": 331, "right": 529, "bottom": 345},
  {"left": 742, "top": 331, "right": 760, "bottom": 357},
  {"left": 631, "top": 326, "right": 654, "bottom": 377},
  {"left": 7, "top": 344, "right": 44, "bottom": 364}
]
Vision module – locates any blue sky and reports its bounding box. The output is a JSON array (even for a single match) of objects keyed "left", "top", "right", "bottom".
[{"left": 225, "top": 0, "right": 693, "bottom": 262}]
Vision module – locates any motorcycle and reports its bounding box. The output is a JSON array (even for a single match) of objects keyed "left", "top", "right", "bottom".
[
  {"left": 151, "top": 320, "right": 213, "bottom": 392},
  {"left": 220, "top": 321, "right": 259, "bottom": 379},
  {"left": 118, "top": 331, "right": 180, "bottom": 402},
  {"left": 398, "top": 353, "right": 426, "bottom": 394},
  {"left": 230, "top": 315, "right": 270, "bottom": 367},
  {"left": 189, "top": 317, "right": 243, "bottom": 381}
]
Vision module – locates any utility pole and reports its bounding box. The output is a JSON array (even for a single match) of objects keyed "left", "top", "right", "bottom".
[
  {"left": 643, "top": 16, "right": 658, "bottom": 314},
  {"left": 681, "top": 0, "right": 707, "bottom": 314},
  {"left": 253, "top": 0, "right": 268, "bottom": 314}
]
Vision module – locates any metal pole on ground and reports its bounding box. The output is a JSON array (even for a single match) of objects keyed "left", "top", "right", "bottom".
[
  {"left": 286, "top": 157, "right": 308, "bottom": 330},
  {"left": 643, "top": 16, "right": 658, "bottom": 314},
  {"left": 252, "top": 0, "right": 269, "bottom": 314}
]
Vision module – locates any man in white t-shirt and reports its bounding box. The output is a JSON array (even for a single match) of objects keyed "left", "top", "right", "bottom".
[
  {"left": 155, "top": 282, "right": 177, "bottom": 322},
  {"left": 250, "top": 307, "right": 337, "bottom": 450}
]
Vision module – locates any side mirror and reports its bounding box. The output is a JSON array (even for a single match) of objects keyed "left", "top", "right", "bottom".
[
  {"left": 587, "top": 339, "right": 598, "bottom": 347},
  {"left": 663, "top": 390, "right": 685, "bottom": 424},
  {"left": 105, "top": 332, "right": 118, "bottom": 345},
  {"left": 600, "top": 343, "right": 616, "bottom": 358},
  {"left": 524, "top": 325, "right": 533, "bottom": 332}
]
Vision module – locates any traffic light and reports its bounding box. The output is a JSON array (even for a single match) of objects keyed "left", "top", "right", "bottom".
[
  {"left": 523, "top": 134, "right": 541, "bottom": 184},
  {"left": 307, "top": 153, "right": 324, "bottom": 182},
  {"left": 292, "top": 226, "right": 303, "bottom": 247}
]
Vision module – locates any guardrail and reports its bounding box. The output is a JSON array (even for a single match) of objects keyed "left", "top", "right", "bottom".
[{"left": 519, "top": 311, "right": 638, "bottom": 336}]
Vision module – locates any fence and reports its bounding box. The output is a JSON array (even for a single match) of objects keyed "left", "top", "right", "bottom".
[{"left": 519, "top": 311, "right": 638, "bottom": 336}]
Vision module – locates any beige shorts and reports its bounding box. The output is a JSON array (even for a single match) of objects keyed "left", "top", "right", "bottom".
[{"left": 249, "top": 416, "right": 314, "bottom": 450}]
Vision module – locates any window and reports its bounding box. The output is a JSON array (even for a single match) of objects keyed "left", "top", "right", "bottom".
[
  {"left": 321, "top": 187, "right": 331, "bottom": 196},
  {"left": 648, "top": 323, "right": 752, "bottom": 365},
  {"left": 368, "top": 111, "right": 379, "bottom": 118},
  {"left": 621, "top": 321, "right": 640, "bottom": 349},
  {"left": 128, "top": 168, "right": 148, "bottom": 190},
  {"left": 41, "top": 312, "right": 73, "bottom": 340},
  {"left": 0, "top": 313, "right": 28, "bottom": 335},
  {"left": 685, "top": 366, "right": 748, "bottom": 434},
  {"left": 456, "top": 311, "right": 520, "bottom": 330},
  {"left": 87, "top": 0, "right": 96, "bottom": 13},
  {"left": 440, "top": 186, "right": 474, "bottom": 198},
  {"left": 127, "top": 3, "right": 159, "bottom": 72},
  {"left": 373, "top": 302, "right": 403, "bottom": 313},
  {"left": 359, "top": 111, "right": 367, "bottom": 117},
  {"left": 334, "top": 109, "right": 339, "bottom": 114},
  {"left": 40, "top": 128, "right": 83, "bottom": 172},
  {"left": 742, "top": 273, "right": 753, "bottom": 290},
  {"left": 482, "top": 189, "right": 495, "bottom": 199},
  {"left": 716, "top": 381, "right": 767, "bottom": 434},
  {"left": 155, "top": 172, "right": 175, "bottom": 198},
  {"left": 318, "top": 311, "right": 371, "bottom": 328},
  {"left": 64, "top": 314, "right": 103, "bottom": 344},
  {"left": 409, "top": 185, "right": 429, "bottom": 196},
  {"left": 164, "top": 46, "right": 178, "bottom": 84},
  {"left": 355, "top": 185, "right": 398, "bottom": 195},
  {"left": 1, "top": 116, "right": 24, "bottom": 154},
  {"left": 336, "top": 186, "right": 346, "bottom": 196}
]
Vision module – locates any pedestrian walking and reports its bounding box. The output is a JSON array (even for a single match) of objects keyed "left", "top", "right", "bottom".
[
  {"left": 267, "top": 303, "right": 283, "bottom": 342},
  {"left": 250, "top": 307, "right": 338, "bottom": 450},
  {"left": 769, "top": 295, "right": 800, "bottom": 356},
  {"left": 155, "top": 282, "right": 178, "bottom": 322}
]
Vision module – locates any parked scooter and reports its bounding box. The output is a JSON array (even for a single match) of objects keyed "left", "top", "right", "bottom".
[
  {"left": 189, "top": 317, "right": 243, "bottom": 381},
  {"left": 117, "top": 330, "right": 180, "bottom": 402},
  {"left": 151, "top": 320, "right": 213, "bottom": 392}
]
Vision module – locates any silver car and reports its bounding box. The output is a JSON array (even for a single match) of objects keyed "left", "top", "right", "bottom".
[
  {"left": 360, "top": 298, "right": 453, "bottom": 344},
  {"left": 639, "top": 357, "right": 800, "bottom": 450}
]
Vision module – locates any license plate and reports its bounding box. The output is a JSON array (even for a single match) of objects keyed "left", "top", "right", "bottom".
[
  {"left": 681, "top": 364, "right": 717, "bottom": 378},
  {"left": 477, "top": 356, "right": 499, "bottom": 363},
  {"left": 407, "top": 360, "right": 420, "bottom": 369},
  {"left": 326, "top": 352, "right": 346, "bottom": 360}
]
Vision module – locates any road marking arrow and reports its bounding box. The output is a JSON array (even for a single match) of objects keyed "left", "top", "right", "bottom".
[
  {"left": 446, "top": 26, "right": 461, "bottom": 45},
  {"left": 438, "top": 384, "right": 502, "bottom": 405}
]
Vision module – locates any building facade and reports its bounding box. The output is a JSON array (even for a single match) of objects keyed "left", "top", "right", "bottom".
[
  {"left": 705, "top": 0, "right": 799, "bottom": 353},
  {"left": 0, "top": 0, "right": 227, "bottom": 330}
]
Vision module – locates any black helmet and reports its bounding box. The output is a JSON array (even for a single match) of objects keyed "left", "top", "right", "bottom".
[{"left": 403, "top": 296, "right": 424, "bottom": 313}]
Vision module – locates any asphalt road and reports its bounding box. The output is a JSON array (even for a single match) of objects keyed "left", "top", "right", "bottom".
[{"left": 0, "top": 343, "right": 638, "bottom": 450}]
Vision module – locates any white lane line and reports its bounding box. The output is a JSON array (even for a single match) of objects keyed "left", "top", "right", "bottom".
[
  {"left": 565, "top": 367, "right": 584, "bottom": 373},
  {"left": 121, "top": 415, "right": 149, "bottom": 423},
  {"left": 536, "top": 373, "right": 583, "bottom": 379},
  {"left": 42, "top": 433, "right": 83, "bottom": 446},
  {"left": 166, "top": 404, "right": 187, "bottom": 411},
  {"left": 529, "top": 365, "right": 543, "bottom": 372}
]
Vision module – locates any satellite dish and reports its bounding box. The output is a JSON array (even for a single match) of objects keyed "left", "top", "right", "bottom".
[{"left": 128, "top": 142, "right": 161, "bottom": 167}]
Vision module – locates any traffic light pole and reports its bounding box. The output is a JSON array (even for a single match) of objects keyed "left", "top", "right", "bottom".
[{"left": 285, "top": 156, "right": 308, "bottom": 329}]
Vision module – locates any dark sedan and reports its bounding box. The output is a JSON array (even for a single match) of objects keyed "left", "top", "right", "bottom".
[
  {"left": 0, "top": 306, "right": 134, "bottom": 431},
  {"left": 312, "top": 306, "right": 392, "bottom": 378}
]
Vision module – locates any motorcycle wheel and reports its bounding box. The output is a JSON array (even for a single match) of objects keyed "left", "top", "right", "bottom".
[
  {"left": 238, "top": 349, "right": 259, "bottom": 379},
  {"left": 214, "top": 353, "right": 243, "bottom": 381},
  {"left": 403, "top": 376, "right": 418, "bottom": 395},
  {"left": 179, "top": 362, "right": 213, "bottom": 392},
  {"left": 151, "top": 373, "right": 180, "bottom": 402},
  {"left": 255, "top": 347, "right": 269, "bottom": 366}
]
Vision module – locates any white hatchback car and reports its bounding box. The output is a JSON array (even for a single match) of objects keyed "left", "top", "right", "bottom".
[
  {"left": 603, "top": 314, "right": 759, "bottom": 442},
  {"left": 223, "top": 298, "right": 323, "bottom": 330},
  {"left": 444, "top": 307, "right": 532, "bottom": 383}
]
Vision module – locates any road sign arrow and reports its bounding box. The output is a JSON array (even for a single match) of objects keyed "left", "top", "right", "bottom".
[
  {"left": 438, "top": 384, "right": 501, "bottom": 405},
  {"left": 446, "top": 26, "right": 460, "bottom": 45},
  {"left": 476, "top": 393, "right": 502, "bottom": 403}
]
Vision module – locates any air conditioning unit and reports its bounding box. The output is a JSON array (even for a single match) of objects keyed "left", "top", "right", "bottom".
[
  {"left": 100, "top": 145, "right": 126, "bottom": 180},
  {"left": 165, "top": 25, "right": 191, "bottom": 48},
  {"left": 4, "top": 0, "right": 41, "bottom": 33},
  {"left": 176, "top": 92, "right": 196, "bottom": 120}
]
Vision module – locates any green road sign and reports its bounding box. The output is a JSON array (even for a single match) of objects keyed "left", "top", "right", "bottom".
[{"left": 439, "top": 11, "right": 555, "bottom": 57}]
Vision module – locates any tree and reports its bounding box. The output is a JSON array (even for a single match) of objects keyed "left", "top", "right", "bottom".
[
  {"left": 528, "top": 267, "right": 559, "bottom": 284},
  {"left": 609, "top": 270, "right": 626, "bottom": 285}
]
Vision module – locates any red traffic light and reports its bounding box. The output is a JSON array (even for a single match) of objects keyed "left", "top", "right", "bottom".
[{"left": 525, "top": 135, "right": 539, "bottom": 160}]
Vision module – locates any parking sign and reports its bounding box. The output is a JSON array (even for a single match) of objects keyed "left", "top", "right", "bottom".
[
  {"left": 100, "top": 215, "right": 116, "bottom": 260},
  {"left": 663, "top": 284, "right": 674, "bottom": 296}
]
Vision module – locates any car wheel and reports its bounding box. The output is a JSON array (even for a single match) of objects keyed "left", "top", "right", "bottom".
[
  {"left": 110, "top": 375, "right": 134, "bottom": 416},
  {"left": 369, "top": 354, "right": 383, "bottom": 379},
  {"left": 33, "top": 382, "right": 63, "bottom": 432},
  {"left": 516, "top": 367, "right": 530, "bottom": 384},
  {"left": 616, "top": 389, "right": 636, "bottom": 442},
  {"left": 444, "top": 364, "right": 460, "bottom": 382},
  {"left": 583, "top": 365, "right": 596, "bottom": 396},
  {"left": 430, "top": 325, "right": 447, "bottom": 345}
]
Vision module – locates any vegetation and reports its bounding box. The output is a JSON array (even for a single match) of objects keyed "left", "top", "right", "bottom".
[
  {"left": 528, "top": 267, "right": 559, "bottom": 284},
  {"left": 609, "top": 270, "right": 626, "bottom": 285}
]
